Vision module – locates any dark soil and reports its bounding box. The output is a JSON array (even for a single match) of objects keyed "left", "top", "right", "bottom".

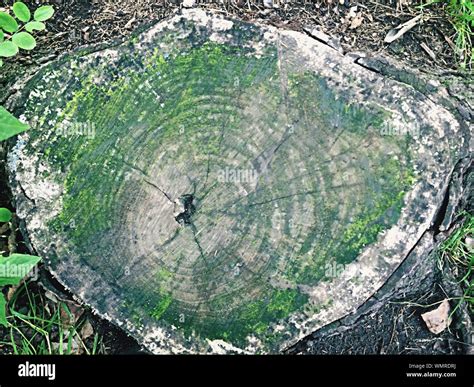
[
  {"left": 0, "top": 0, "right": 468, "bottom": 96},
  {"left": 287, "top": 261, "right": 470, "bottom": 355},
  {"left": 0, "top": 0, "right": 472, "bottom": 354}
]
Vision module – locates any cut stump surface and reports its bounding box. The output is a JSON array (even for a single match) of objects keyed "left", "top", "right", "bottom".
[{"left": 7, "top": 10, "right": 468, "bottom": 353}]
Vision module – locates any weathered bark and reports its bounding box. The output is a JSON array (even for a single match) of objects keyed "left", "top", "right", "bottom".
[{"left": 5, "top": 10, "right": 470, "bottom": 353}]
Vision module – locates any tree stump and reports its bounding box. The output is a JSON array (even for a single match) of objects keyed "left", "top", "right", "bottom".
[{"left": 6, "top": 10, "right": 468, "bottom": 353}]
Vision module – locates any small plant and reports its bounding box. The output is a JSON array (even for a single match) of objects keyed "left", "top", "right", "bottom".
[
  {"left": 444, "top": 0, "right": 474, "bottom": 69},
  {"left": 0, "top": 2, "right": 53, "bottom": 331},
  {"left": 0, "top": 205, "right": 39, "bottom": 330},
  {"left": 437, "top": 212, "right": 474, "bottom": 318},
  {"left": 0, "top": 207, "right": 12, "bottom": 222},
  {"left": 0, "top": 195, "right": 41, "bottom": 329},
  {"left": 0, "top": 2, "right": 54, "bottom": 67},
  {"left": 422, "top": 0, "right": 474, "bottom": 68},
  {"left": 0, "top": 105, "right": 29, "bottom": 141},
  {"left": 0, "top": 2, "right": 55, "bottom": 142},
  {"left": 0, "top": 178, "right": 40, "bottom": 330},
  {"left": 0, "top": 253, "right": 41, "bottom": 327},
  {"left": 0, "top": 281, "right": 102, "bottom": 354}
]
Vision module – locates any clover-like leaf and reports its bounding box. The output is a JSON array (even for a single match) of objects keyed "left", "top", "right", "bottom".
[
  {"left": 0, "top": 11, "right": 19, "bottom": 33},
  {"left": 12, "top": 31, "right": 36, "bottom": 51},
  {"left": 24, "top": 21, "right": 45, "bottom": 33},
  {"left": 0, "top": 208, "right": 12, "bottom": 222},
  {"left": 33, "top": 5, "right": 54, "bottom": 22},
  {"left": 0, "top": 41, "right": 19, "bottom": 58},
  {"left": 0, "top": 254, "right": 42, "bottom": 286},
  {"left": 0, "top": 106, "right": 29, "bottom": 141},
  {"left": 13, "top": 2, "right": 31, "bottom": 23},
  {"left": 0, "top": 30, "right": 4, "bottom": 42}
]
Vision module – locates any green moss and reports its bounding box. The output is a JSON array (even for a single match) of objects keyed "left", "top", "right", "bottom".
[
  {"left": 45, "top": 41, "right": 279, "bottom": 252},
  {"left": 281, "top": 73, "right": 416, "bottom": 283},
  {"left": 267, "top": 289, "right": 303, "bottom": 317},
  {"left": 217, "top": 288, "right": 307, "bottom": 345},
  {"left": 156, "top": 268, "right": 172, "bottom": 282},
  {"left": 335, "top": 166, "right": 414, "bottom": 266},
  {"left": 150, "top": 292, "right": 173, "bottom": 320},
  {"left": 27, "top": 34, "right": 417, "bottom": 351}
]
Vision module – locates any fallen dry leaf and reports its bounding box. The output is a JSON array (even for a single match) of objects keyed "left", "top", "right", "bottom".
[
  {"left": 59, "top": 300, "right": 84, "bottom": 328},
  {"left": 421, "top": 299, "right": 450, "bottom": 334},
  {"left": 420, "top": 42, "right": 436, "bottom": 61},
  {"left": 6, "top": 285, "right": 19, "bottom": 302},
  {"left": 44, "top": 289, "right": 59, "bottom": 303},
  {"left": 80, "top": 319, "right": 94, "bottom": 340},
  {"left": 124, "top": 16, "right": 136, "bottom": 30},
  {"left": 52, "top": 336, "right": 82, "bottom": 354},
  {"left": 384, "top": 15, "right": 422, "bottom": 44},
  {"left": 349, "top": 13, "right": 364, "bottom": 30}
]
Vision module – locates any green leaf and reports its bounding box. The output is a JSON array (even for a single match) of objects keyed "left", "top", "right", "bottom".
[
  {"left": 12, "top": 2, "right": 31, "bottom": 23},
  {"left": 0, "top": 30, "right": 4, "bottom": 42},
  {"left": 24, "top": 21, "right": 45, "bottom": 33},
  {"left": 33, "top": 5, "right": 54, "bottom": 22},
  {"left": 12, "top": 31, "right": 36, "bottom": 51},
  {"left": 0, "top": 12, "right": 19, "bottom": 33},
  {"left": 0, "top": 208, "right": 12, "bottom": 222},
  {"left": 0, "top": 106, "right": 29, "bottom": 141},
  {"left": 0, "top": 293, "right": 7, "bottom": 327},
  {"left": 0, "top": 254, "right": 41, "bottom": 286},
  {"left": 0, "top": 41, "right": 19, "bottom": 58}
]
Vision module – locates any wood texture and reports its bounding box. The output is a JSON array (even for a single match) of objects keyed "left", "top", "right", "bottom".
[{"left": 7, "top": 10, "right": 467, "bottom": 353}]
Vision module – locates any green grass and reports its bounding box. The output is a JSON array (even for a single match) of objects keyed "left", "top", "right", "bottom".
[
  {"left": 422, "top": 0, "right": 474, "bottom": 68},
  {"left": 437, "top": 212, "right": 474, "bottom": 318},
  {"left": 0, "top": 282, "right": 103, "bottom": 354}
]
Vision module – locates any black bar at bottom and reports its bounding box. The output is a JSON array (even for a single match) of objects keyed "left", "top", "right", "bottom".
[{"left": 0, "top": 355, "right": 472, "bottom": 386}]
